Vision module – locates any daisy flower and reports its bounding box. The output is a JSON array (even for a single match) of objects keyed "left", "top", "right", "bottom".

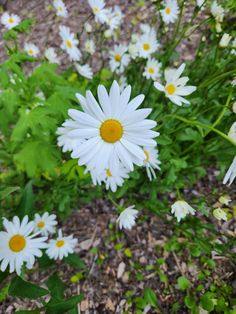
[
  {"left": 138, "top": 31, "right": 159, "bottom": 59},
  {"left": 53, "top": 0, "right": 68, "bottom": 18},
  {"left": 88, "top": 0, "right": 108, "bottom": 24},
  {"left": 143, "top": 146, "right": 161, "bottom": 181},
  {"left": 34, "top": 212, "right": 58, "bottom": 236},
  {"left": 57, "top": 119, "right": 85, "bottom": 153},
  {"left": 154, "top": 63, "right": 196, "bottom": 106},
  {"left": 46, "top": 229, "right": 77, "bottom": 260},
  {"left": 228, "top": 122, "right": 236, "bottom": 143},
  {"left": 114, "top": 5, "right": 124, "bottom": 24},
  {"left": 211, "top": 1, "right": 224, "bottom": 23},
  {"left": 59, "top": 25, "right": 81, "bottom": 61},
  {"left": 75, "top": 63, "right": 93, "bottom": 80},
  {"left": 160, "top": 0, "right": 179, "bottom": 24},
  {"left": 44, "top": 47, "right": 60, "bottom": 64},
  {"left": 223, "top": 156, "right": 236, "bottom": 185},
  {"left": 117, "top": 205, "right": 139, "bottom": 230},
  {"left": 105, "top": 8, "right": 121, "bottom": 31},
  {"left": 61, "top": 81, "right": 158, "bottom": 174},
  {"left": 1, "top": 12, "right": 21, "bottom": 29},
  {"left": 171, "top": 200, "right": 196, "bottom": 222},
  {"left": 0, "top": 216, "right": 47, "bottom": 275},
  {"left": 24, "top": 43, "right": 40, "bottom": 57},
  {"left": 109, "top": 44, "right": 130, "bottom": 74},
  {"left": 143, "top": 58, "right": 162, "bottom": 81},
  {"left": 84, "top": 39, "right": 96, "bottom": 55}
]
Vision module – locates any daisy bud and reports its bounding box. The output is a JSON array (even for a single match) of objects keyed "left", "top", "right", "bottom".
[
  {"left": 219, "top": 33, "right": 232, "bottom": 48},
  {"left": 171, "top": 200, "right": 196, "bottom": 222},
  {"left": 213, "top": 208, "right": 227, "bottom": 221},
  {"left": 219, "top": 195, "right": 231, "bottom": 206}
]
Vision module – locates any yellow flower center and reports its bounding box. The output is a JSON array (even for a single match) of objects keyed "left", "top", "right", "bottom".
[
  {"left": 143, "top": 43, "right": 151, "bottom": 51},
  {"left": 66, "top": 40, "right": 73, "bottom": 49},
  {"left": 106, "top": 169, "right": 112, "bottom": 177},
  {"left": 58, "top": 6, "right": 62, "bottom": 11},
  {"left": 114, "top": 54, "right": 122, "bottom": 62},
  {"left": 28, "top": 49, "right": 33, "bottom": 55},
  {"left": 144, "top": 150, "right": 150, "bottom": 162},
  {"left": 8, "top": 17, "right": 14, "bottom": 24},
  {"left": 37, "top": 221, "right": 45, "bottom": 229},
  {"left": 165, "top": 84, "right": 176, "bottom": 95},
  {"left": 93, "top": 6, "right": 100, "bottom": 14},
  {"left": 100, "top": 119, "right": 123, "bottom": 143},
  {"left": 56, "top": 240, "right": 65, "bottom": 248},
  {"left": 165, "top": 7, "right": 171, "bottom": 14},
  {"left": 9, "top": 234, "right": 26, "bottom": 252},
  {"left": 148, "top": 67, "right": 155, "bottom": 74}
]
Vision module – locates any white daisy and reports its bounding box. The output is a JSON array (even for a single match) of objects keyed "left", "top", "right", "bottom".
[
  {"left": 1, "top": 12, "right": 21, "bottom": 29},
  {"left": 105, "top": 8, "right": 121, "bottom": 31},
  {"left": 228, "top": 122, "right": 236, "bottom": 143},
  {"left": 53, "top": 0, "right": 68, "bottom": 18},
  {"left": 34, "top": 212, "right": 58, "bottom": 236},
  {"left": 61, "top": 81, "right": 158, "bottom": 174},
  {"left": 75, "top": 63, "right": 93, "bottom": 80},
  {"left": 114, "top": 5, "right": 124, "bottom": 24},
  {"left": 117, "top": 205, "right": 139, "bottom": 230},
  {"left": 213, "top": 208, "right": 227, "bottom": 221},
  {"left": 59, "top": 25, "right": 81, "bottom": 61},
  {"left": 143, "top": 58, "right": 162, "bottom": 81},
  {"left": 88, "top": 0, "right": 108, "bottom": 24},
  {"left": 143, "top": 146, "right": 161, "bottom": 181},
  {"left": 24, "top": 43, "right": 40, "bottom": 57},
  {"left": 46, "top": 229, "right": 77, "bottom": 260},
  {"left": 44, "top": 47, "right": 60, "bottom": 64},
  {"left": 138, "top": 31, "right": 159, "bottom": 59},
  {"left": 57, "top": 119, "right": 85, "bottom": 153},
  {"left": 84, "top": 39, "right": 96, "bottom": 55},
  {"left": 0, "top": 216, "right": 47, "bottom": 275},
  {"left": 160, "top": 0, "right": 179, "bottom": 24},
  {"left": 171, "top": 200, "right": 196, "bottom": 222},
  {"left": 223, "top": 156, "right": 236, "bottom": 186},
  {"left": 154, "top": 63, "right": 197, "bottom": 106},
  {"left": 109, "top": 44, "right": 130, "bottom": 74},
  {"left": 211, "top": 1, "right": 224, "bottom": 23}
]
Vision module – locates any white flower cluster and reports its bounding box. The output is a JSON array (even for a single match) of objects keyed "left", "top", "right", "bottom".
[
  {"left": 0, "top": 213, "right": 77, "bottom": 275},
  {"left": 57, "top": 80, "right": 161, "bottom": 192}
]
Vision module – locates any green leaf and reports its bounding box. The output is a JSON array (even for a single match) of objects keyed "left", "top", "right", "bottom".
[
  {"left": 177, "top": 276, "right": 190, "bottom": 290},
  {"left": 157, "top": 134, "right": 172, "bottom": 145},
  {"left": 200, "top": 294, "right": 214, "bottom": 312},
  {"left": 15, "top": 310, "right": 40, "bottom": 314},
  {"left": 0, "top": 186, "right": 20, "bottom": 200},
  {"left": 46, "top": 273, "right": 65, "bottom": 300},
  {"left": 184, "top": 295, "right": 195, "bottom": 309},
  {"left": 45, "top": 294, "right": 84, "bottom": 314},
  {"left": 64, "top": 254, "right": 85, "bottom": 270},
  {"left": 8, "top": 276, "right": 49, "bottom": 299},
  {"left": 18, "top": 180, "right": 34, "bottom": 218},
  {"left": 143, "top": 288, "right": 158, "bottom": 308}
]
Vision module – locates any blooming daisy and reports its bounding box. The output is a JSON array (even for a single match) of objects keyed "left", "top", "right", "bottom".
[
  {"left": 24, "top": 43, "right": 40, "bottom": 57},
  {"left": 143, "top": 58, "right": 162, "bottom": 81},
  {"left": 46, "top": 229, "right": 77, "bottom": 260},
  {"left": 105, "top": 8, "right": 121, "bottom": 31},
  {"left": 0, "top": 216, "right": 47, "bottom": 275},
  {"left": 114, "top": 5, "right": 124, "bottom": 24},
  {"left": 57, "top": 119, "right": 85, "bottom": 153},
  {"left": 154, "top": 63, "right": 197, "bottom": 106},
  {"left": 88, "top": 0, "right": 108, "bottom": 24},
  {"left": 75, "top": 63, "right": 93, "bottom": 80},
  {"left": 109, "top": 44, "right": 130, "bottom": 74},
  {"left": 143, "top": 146, "right": 161, "bottom": 181},
  {"left": 84, "top": 39, "right": 96, "bottom": 55},
  {"left": 44, "top": 47, "right": 60, "bottom": 64},
  {"left": 117, "top": 205, "right": 139, "bottom": 230},
  {"left": 171, "top": 200, "right": 196, "bottom": 222},
  {"left": 53, "top": 0, "right": 68, "bottom": 18},
  {"left": 1, "top": 12, "right": 21, "bottom": 29},
  {"left": 61, "top": 81, "right": 158, "bottom": 174},
  {"left": 223, "top": 156, "right": 236, "bottom": 186},
  {"left": 138, "top": 31, "right": 159, "bottom": 59},
  {"left": 59, "top": 25, "right": 81, "bottom": 61},
  {"left": 34, "top": 212, "right": 57, "bottom": 236},
  {"left": 211, "top": 1, "right": 224, "bottom": 23},
  {"left": 228, "top": 122, "right": 236, "bottom": 143},
  {"left": 213, "top": 208, "right": 227, "bottom": 221},
  {"left": 160, "top": 0, "right": 179, "bottom": 24}
]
